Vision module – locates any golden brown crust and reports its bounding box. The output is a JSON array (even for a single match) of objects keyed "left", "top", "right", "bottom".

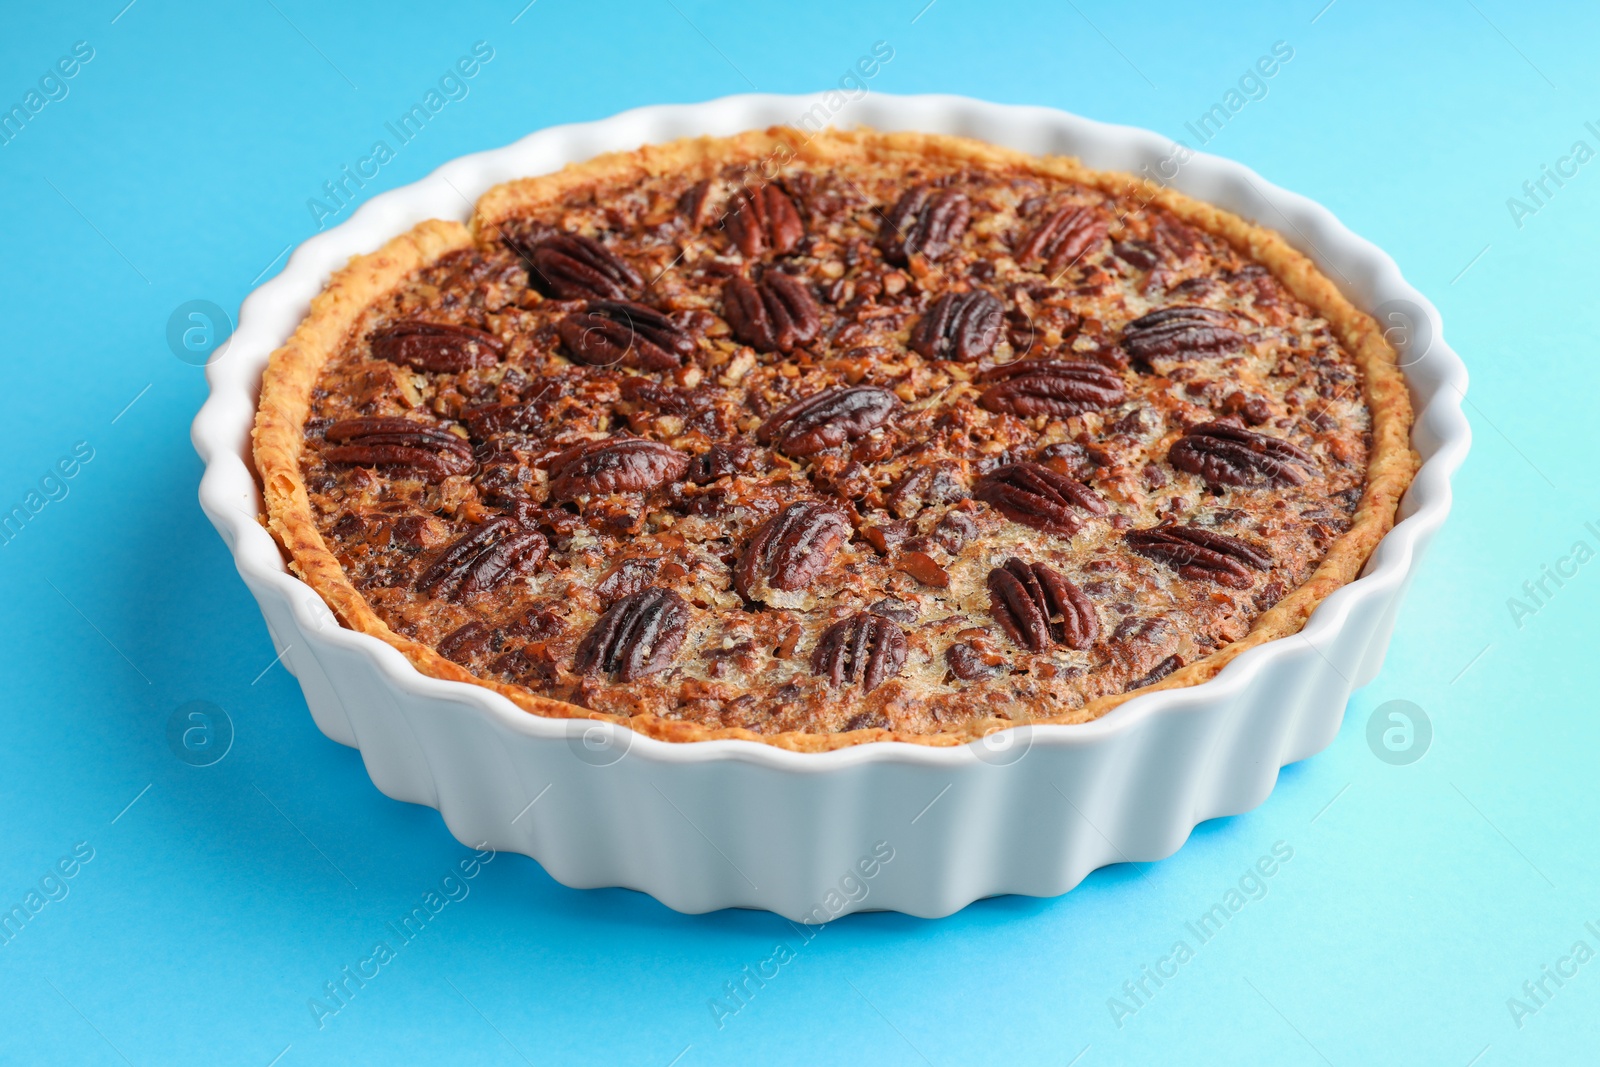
[{"left": 255, "top": 128, "right": 1417, "bottom": 752}]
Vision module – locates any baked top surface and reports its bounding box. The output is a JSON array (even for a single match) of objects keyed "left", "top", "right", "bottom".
[{"left": 253, "top": 128, "right": 1416, "bottom": 750}]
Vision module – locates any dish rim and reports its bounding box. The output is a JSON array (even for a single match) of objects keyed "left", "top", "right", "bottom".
[{"left": 193, "top": 91, "right": 1470, "bottom": 773}]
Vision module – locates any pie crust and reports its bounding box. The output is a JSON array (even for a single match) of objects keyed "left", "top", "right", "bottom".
[{"left": 253, "top": 127, "right": 1417, "bottom": 752}]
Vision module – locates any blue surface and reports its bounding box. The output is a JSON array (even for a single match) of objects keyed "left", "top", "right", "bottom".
[{"left": 1, "top": 1, "right": 1595, "bottom": 1063}]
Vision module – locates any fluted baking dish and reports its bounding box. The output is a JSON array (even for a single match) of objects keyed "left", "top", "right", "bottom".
[{"left": 193, "top": 93, "right": 1468, "bottom": 919}]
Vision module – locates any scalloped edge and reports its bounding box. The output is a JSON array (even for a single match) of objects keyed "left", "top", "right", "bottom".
[{"left": 192, "top": 94, "right": 1468, "bottom": 916}]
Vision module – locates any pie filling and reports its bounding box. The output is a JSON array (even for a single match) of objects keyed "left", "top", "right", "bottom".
[{"left": 285, "top": 131, "right": 1386, "bottom": 738}]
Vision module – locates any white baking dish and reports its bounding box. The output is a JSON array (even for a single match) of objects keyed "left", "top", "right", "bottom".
[{"left": 193, "top": 93, "right": 1469, "bottom": 919}]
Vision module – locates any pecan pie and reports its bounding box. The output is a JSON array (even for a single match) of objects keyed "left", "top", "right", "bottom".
[{"left": 254, "top": 129, "right": 1416, "bottom": 751}]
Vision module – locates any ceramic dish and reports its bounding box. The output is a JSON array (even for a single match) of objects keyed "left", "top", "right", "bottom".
[{"left": 194, "top": 93, "right": 1468, "bottom": 919}]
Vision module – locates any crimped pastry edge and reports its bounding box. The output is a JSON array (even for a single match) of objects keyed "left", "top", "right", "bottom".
[{"left": 252, "top": 127, "right": 1419, "bottom": 753}]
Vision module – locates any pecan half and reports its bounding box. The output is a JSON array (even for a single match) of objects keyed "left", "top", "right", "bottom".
[
  {"left": 1168, "top": 422, "right": 1315, "bottom": 489},
  {"left": 811, "top": 612, "right": 907, "bottom": 692},
  {"left": 974, "top": 462, "right": 1107, "bottom": 534},
  {"left": 418, "top": 517, "right": 548, "bottom": 600},
  {"left": 1112, "top": 240, "right": 1160, "bottom": 271},
  {"left": 1125, "top": 523, "right": 1271, "bottom": 588},
  {"left": 1151, "top": 215, "right": 1205, "bottom": 262},
  {"left": 945, "top": 643, "right": 1002, "bottom": 681},
  {"left": 723, "top": 273, "right": 820, "bottom": 353},
  {"left": 1017, "top": 204, "right": 1108, "bottom": 276},
  {"left": 876, "top": 186, "right": 970, "bottom": 265},
  {"left": 909, "top": 290, "right": 1003, "bottom": 362},
  {"left": 370, "top": 321, "right": 504, "bottom": 373},
  {"left": 573, "top": 587, "right": 690, "bottom": 682},
  {"left": 757, "top": 386, "right": 898, "bottom": 457},
  {"left": 438, "top": 621, "right": 492, "bottom": 664},
  {"left": 978, "top": 360, "right": 1126, "bottom": 418},
  {"left": 1121, "top": 306, "right": 1247, "bottom": 362},
  {"left": 594, "top": 557, "right": 664, "bottom": 602},
  {"left": 734, "top": 501, "right": 851, "bottom": 602},
  {"left": 557, "top": 300, "right": 695, "bottom": 371},
  {"left": 546, "top": 437, "right": 689, "bottom": 501},
  {"left": 679, "top": 180, "right": 714, "bottom": 229},
  {"left": 724, "top": 184, "right": 805, "bottom": 257},
  {"left": 322, "top": 417, "right": 474, "bottom": 481},
  {"left": 516, "top": 233, "right": 642, "bottom": 300},
  {"left": 986, "top": 557, "right": 1097, "bottom": 653}
]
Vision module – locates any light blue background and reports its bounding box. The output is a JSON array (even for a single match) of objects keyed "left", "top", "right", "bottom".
[{"left": 1, "top": 1, "right": 1595, "bottom": 1063}]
